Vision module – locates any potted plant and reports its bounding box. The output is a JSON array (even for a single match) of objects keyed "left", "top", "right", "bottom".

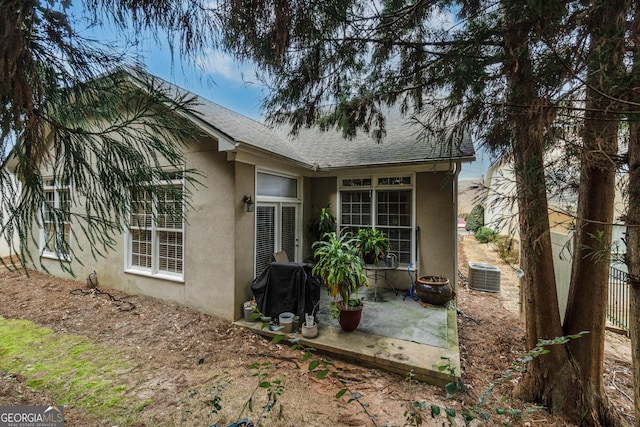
[
  {"left": 414, "top": 275, "right": 452, "bottom": 305},
  {"left": 355, "top": 227, "right": 391, "bottom": 265},
  {"left": 312, "top": 231, "right": 368, "bottom": 332}
]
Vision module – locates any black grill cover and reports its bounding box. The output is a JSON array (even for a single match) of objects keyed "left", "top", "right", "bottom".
[{"left": 251, "top": 262, "right": 322, "bottom": 320}]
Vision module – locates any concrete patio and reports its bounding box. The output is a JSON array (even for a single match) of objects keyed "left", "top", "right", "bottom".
[{"left": 234, "top": 286, "right": 460, "bottom": 387}]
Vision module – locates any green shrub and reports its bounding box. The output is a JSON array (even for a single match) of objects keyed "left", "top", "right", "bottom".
[
  {"left": 475, "top": 226, "right": 495, "bottom": 243},
  {"left": 466, "top": 205, "right": 484, "bottom": 232},
  {"left": 494, "top": 235, "right": 519, "bottom": 264}
]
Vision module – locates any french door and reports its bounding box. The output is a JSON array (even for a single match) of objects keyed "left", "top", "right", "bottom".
[{"left": 255, "top": 202, "right": 299, "bottom": 276}]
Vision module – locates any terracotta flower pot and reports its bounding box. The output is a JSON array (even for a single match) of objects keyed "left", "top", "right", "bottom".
[
  {"left": 414, "top": 276, "right": 452, "bottom": 305},
  {"left": 338, "top": 305, "right": 363, "bottom": 332}
]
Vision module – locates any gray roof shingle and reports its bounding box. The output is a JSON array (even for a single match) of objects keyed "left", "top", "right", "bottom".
[
  {"left": 278, "top": 108, "right": 475, "bottom": 169},
  {"left": 151, "top": 72, "right": 475, "bottom": 170}
]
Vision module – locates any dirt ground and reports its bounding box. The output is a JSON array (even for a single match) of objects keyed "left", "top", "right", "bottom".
[{"left": 0, "top": 235, "right": 634, "bottom": 426}]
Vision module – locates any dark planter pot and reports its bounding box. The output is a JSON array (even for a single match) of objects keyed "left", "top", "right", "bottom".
[
  {"left": 338, "top": 305, "right": 363, "bottom": 332},
  {"left": 363, "top": 252, "right": 378, "bottom": 265},
  {"left": 414, "top": 276, "right": 452, "bottom": 305}
]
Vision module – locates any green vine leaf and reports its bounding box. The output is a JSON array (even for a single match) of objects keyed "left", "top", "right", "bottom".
[
  {"left": 445, "top": 381, "right": 458, "bottom": 398},
  {"left": 430, "top": 404, "right": 441, "bottom": 417}
]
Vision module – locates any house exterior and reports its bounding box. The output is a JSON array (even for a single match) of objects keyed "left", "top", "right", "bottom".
[{"left": 33, "top": 75, "right": 475, "bottom": 322}]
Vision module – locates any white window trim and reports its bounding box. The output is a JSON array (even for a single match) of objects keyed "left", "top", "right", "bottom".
[
  {"left": 124, "top": 174, "right": 185, "bottom": 282},
  {"left": 40, "top": 179, "right": 71, "bottom": 262},
  {"left": 337, "top": 173, "right": 416, "bottom": 265}
]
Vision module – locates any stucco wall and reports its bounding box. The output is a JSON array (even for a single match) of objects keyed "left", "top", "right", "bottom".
[
  {"left": 36, "top": 135, "right": 245, "bottom": 322},
  {"left": 234, "top": 162, "right": 257, "bottom": 318},
  {"left": 415, "top": 171, "right": 457, "bottom": 289},
  {"left": 306, "top": 176, "right": 337, "bottom": 260}
]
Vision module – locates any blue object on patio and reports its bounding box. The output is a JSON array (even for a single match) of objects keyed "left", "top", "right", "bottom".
[{"left": 403, "top": 263, "right": 420, "bottom": 301}]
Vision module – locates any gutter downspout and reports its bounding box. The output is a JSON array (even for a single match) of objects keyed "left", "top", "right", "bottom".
[{"left": 453, "top": 162, "right": 461, "bottom": 294}]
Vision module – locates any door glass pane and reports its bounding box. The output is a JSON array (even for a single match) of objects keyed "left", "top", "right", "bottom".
[
  {"left": 255, "top": 206, "right": 276, "bottom": 276},
  {"left": 281, "top": 206, "right": 296, "bottom": 262}
]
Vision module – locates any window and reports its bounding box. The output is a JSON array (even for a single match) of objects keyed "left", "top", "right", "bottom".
[
  {"left": 128, "top": 173, "right": 184, "bottom": 279},
  {"left": 339, "top": 175, "right": 413, "bottom": 264},
  {"left": 42, "top": 179, "right": 71, "bottom": 259},
  {"left": 257, "top": 172, "right": 298, "bottom": 198}
]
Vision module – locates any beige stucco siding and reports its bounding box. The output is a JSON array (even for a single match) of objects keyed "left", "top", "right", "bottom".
[
  {"left": 182, "top": 141, "right": 237, "bottom": 319},
  {"left": 234, "top": 161, "right": 257, "bottom": 319},
  {"left": 36, "top": 134, "right": 250, "bottom": 322},
  {"left": 305, "top": 176, "right": 338, "bottom": 260},
  {"left": 415, "top": 171, "right": 457, "bottom": 287}
]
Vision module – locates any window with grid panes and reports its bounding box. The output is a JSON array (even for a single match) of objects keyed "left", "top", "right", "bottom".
[
  {"left": 339, "top": 176, "right": 413, "bottom": 264},
  {"left": 42, "top": 179, "right": 71, "bottom": 258},
  {"left": 128, "top": 173, "right": 184, "bottom": 278}
]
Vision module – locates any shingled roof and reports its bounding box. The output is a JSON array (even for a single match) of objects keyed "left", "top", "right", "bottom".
[
  {"left": 280, "top": 108, "right": 475, "bottom": 170},
  {"left": 139, "top": 70, "right": 475, "bottom": 170},
  {"left": 189, "top": 96, "right": 475, "bottom": 170}
]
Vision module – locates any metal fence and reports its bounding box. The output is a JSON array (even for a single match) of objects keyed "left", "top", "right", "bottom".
[{"left": 607, "top": 266, "right": 630, "bottom": 333}]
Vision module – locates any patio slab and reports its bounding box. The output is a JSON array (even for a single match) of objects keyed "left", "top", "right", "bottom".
[{"left": 234, "top": 287, "right": 460, "bottom": 387}]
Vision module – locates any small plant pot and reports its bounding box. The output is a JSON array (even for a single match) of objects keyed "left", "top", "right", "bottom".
[
  {"left": 301, "top": 322, "right": 318, "bottom": 338},
  {"left": 243, "top": 302, "right": 257, "bottom": 322},
  {"left": 279, "top": 312, "right": 294, "bottom": 333}
]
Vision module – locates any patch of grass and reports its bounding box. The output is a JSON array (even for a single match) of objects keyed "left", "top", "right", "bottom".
[{"left": 0, "top": 316, "right": 141, "bottom": 425}]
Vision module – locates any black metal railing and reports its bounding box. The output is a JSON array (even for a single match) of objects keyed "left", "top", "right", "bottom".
[{"left": 607, "top": 266, "right": 629, "bottom": 333}]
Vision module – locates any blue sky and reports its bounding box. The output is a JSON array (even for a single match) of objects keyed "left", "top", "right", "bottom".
[
  {"left": 70, "top": 3, "right": 489, "bottom": 179},
  {"left": 71, "top": 4, "right": 265, "bottom": 120}
]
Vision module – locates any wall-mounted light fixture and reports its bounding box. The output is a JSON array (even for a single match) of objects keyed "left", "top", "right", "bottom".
[{"left": 242, "top": 195, "right": 254, "bottom": 212}]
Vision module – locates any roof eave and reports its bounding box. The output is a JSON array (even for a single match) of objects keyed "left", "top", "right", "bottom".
[
  {"left": 313, "top": 154, "right": 476, "bottom": 172},
  {"left": 233, "top": 143, "right": 316, "bottom": 170}
]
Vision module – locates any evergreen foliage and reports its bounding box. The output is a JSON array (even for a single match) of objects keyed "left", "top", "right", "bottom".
[
  {"left": 465, "top": 205, "right": 484, "bottom": 232},
  {"left": 0, "top": 1, "right": 213, "bottom": 271},
  {"left": 474, "top": 226, "right": 494, "bottom": 244}
]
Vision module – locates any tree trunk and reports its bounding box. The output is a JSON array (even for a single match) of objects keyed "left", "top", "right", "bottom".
[
  {"left": 629, "top": 108, "right": 640, "bottom": 427},
  {"left": 627, "top": 4, "right": 640, "bottom": 423},
  {"left": 501, "top": 0, "right": 585, "bottom": 420},
  {"left": 563, "top": 1, "right": 626, "bottom": 424}
]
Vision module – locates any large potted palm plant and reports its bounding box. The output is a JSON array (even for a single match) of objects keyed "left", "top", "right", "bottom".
[{"left": 312, "top": 231, "right": 368, "bottom": 332}]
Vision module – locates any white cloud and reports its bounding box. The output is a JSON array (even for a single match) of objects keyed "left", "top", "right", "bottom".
[
  {"left": 195, "top": 49, "right": 263, "bottom": 87},
  {"left": 427, "top": 7, "right": 455, "bottom": 31}
]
